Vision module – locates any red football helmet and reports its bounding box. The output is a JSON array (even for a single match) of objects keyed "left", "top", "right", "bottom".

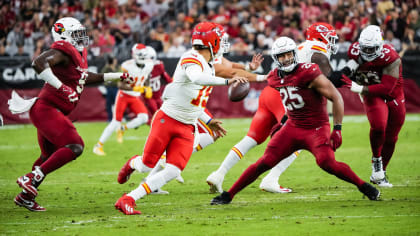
[
  {"left": 306, "top": 22, "right": 338, "bottom": 54},
  {"left": 191, "top": 22, "right": 222, "bottom": 58}
]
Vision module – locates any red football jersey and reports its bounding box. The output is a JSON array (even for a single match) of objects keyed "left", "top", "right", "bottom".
[
  {"left": 267, "top": 63, "right": 327, "bottom": 128},
  {"left": 149, "top": 60, "right": 172, "bottom": 100},
  {"left": 347, "top": 42, "right": 403, "bottom": 99},
  {"left": 37, "top": 41, "right": 88, "bottom": 115}
]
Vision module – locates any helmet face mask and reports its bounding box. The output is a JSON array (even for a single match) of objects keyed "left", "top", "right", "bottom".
[
  {"left": 51, "top": 17, "right": 89, "bottom": 52},
  {"left": 271, "top": 37, "right": 298, "bottom": 72},
  {"left": 358, "top": 25, "right": 384, "bottom": 62}
]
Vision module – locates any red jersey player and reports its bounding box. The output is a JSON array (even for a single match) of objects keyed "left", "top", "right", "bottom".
[
  {"left": 8, "top": 17, "right": 134, "bottom": 211},
  {"left": 342, "top": 25, "right": 405, "bottom": 187},
  {"left": 211, "top": 37, "right": 380, "bottom": 205}
]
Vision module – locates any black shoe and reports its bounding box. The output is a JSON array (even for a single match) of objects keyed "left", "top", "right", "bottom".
[
  {"left": 358, "top": 182, "right": 380, "bottom": 200},
  {"left": 211, "top": 191, "right": 232, "bottom": 205}
]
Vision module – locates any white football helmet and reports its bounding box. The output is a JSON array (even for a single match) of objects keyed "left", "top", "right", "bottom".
[
  {"left": 131, "top": 44, "right": 156, "bottom": 65},
  {"left": 271, "top": 37, "right": 298, "bottom": 72},
  {"left": 51, "top": 17, "right": 89, "bottom": 52},
  {"left": 358, "top": 25, "right": 384, "bottom": 62}
]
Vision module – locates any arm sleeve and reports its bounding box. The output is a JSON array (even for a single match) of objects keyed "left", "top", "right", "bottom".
[
  {"left": 185, "top": 64, "right": 227, "bottom": 86},
  {"left": 198, "top": 111, "right": 212, "bottom": 124},
  {"left": 367, "top": 74, "right": 398, "bottom": 96}
]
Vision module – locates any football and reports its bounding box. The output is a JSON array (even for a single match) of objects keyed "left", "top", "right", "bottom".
[{"left": 228, "top": 81, "right": 250, "bottom": 102}]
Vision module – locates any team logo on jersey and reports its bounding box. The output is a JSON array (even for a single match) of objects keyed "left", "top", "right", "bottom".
[
  {"left": 315, "top": 25, "right": 329, "bottom": 33},
  {"left": 54, "top": 23, "right": 65, "bottom": 34}
]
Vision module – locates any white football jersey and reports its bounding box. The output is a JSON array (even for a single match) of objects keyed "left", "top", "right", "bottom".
[
  {"left": 120, "top": 59, "right": 154, "bottom": 97},
  {"left": 297, "top": 40, "right": 331, "bottom": 63},
  {"left": 161, "top": 49, "right": 215, "bottom": 124}
]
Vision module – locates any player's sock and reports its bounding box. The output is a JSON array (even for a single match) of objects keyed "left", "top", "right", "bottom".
[
  {"left": 39, "top": 147, "right": 76, "bottom": 175},
  {"left": 128, "top": 164, "right": 180, "bottom": 201},
  {"left": 381, "top": 140, "right": 396, "bottom": 170},
  {"left": 32, "top": 157, "right": 44, "bottom": 170},
  {"left": 217, "top": 136, "right": 257, "bottom": 175},
  {"left": 99, "top": 120, "right": 121, "bottom": 144},
  {"left": 126, "top": 113, "right": 148, "bottom": 129},
  {"left": 129, "top": 155, "right": 152, "bottom": 173},
  {"left": 369, "top": 128, "right": 385, "bottom": 158},
  {"left": 228, "top": 158, "right": 270, "bottom": 197},
  {"left": 146, "top": 157, "right": 165, "bottom": 179},
  {"left": 193, "top": 133, "right": 215, "bottom": 153},
  {"left": 264, "top": 151, "right": 299, "bottom": 180}
]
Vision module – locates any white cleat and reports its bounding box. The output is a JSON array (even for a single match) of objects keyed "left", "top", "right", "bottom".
[
  {"left": 371, "top": 159, "right": 385, "bottom": 181},
  {"left": 206, "top": 171, "right": 224, "bottom": 193},
  {"left": 259, "top": 178, "right": 292, "bottom": 193},
  {"left": 150, "top": 188, "right": 169, "bottom": 195},
  {"left": 175, "top": 174, "right": 184, "bottom": 184},
  {"left": 93, "top": 144, "right": 106, "bottom": 156},
  {"left": 370, "top": 175, "right": 393, "bottom": 188}
]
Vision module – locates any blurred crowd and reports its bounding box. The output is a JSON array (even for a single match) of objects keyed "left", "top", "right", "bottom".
[{"left": 0, "top": 0, "right": 419, "bottom": 61}]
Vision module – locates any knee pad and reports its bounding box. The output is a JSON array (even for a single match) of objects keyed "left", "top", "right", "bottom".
[{"left": 65, "top": 144, "right": 84, "bottom": 159}]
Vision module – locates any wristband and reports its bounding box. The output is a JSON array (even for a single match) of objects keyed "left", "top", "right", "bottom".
[
  {"left": 256, "top": 75, "right": 265, "bottom": 81},
  {"left": 206, "top": 118, "right": 212, "bottom": 125},
  {"left": 104, "top": 72, "right": 122, "bottom": 82},
  {"left": 225, "top": 79, "right": 229, "bottom": 85},
  {"left": 39, "top": 68, "right": 63, "bottom": 89},
  {"left": 350, "top": 81, "right": 364, "bottom": 93},
  {"left": 333, "top": 124, "right": 342, "bottom": 130},
  {"left": 245, "top": 64, "right": 251, "bottom": 72}
]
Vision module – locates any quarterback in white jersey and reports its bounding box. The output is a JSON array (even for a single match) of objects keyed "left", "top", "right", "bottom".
[
  {"left": 114, "top": 22, "right": 248, "bottom": 215},
  {"left": 93, "top": 44, "right": 154, "bottom": 156}
]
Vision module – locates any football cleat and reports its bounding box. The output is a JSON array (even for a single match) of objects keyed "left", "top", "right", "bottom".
[
  {"left": 116, "top": 125, "right": 125, "bottom": 143},
  {"left": 175, "top": 174, "right": 185, "bottom": 184},
  {"left": 93, "top": 143, "right": 106, "bottom": 156},
  {"left": 259, "top": 178, "right": 292, "bottom": 193},
  {"left": 211, "top": 191, "right": 232, "bottom": 205},
  {"left": 150, "top": 188, "right": 169, "bottom": 195},
  {"left": 114, "top": 194, "right": 141, "bottom": 215},
  {"left": 118, "top": 155, "right": 139, "bottom": 184},
  {"left": 358, "top": 182, "right": 380, "bottom": 200},
  {"left": 14, "top": 192, "right": 45, "bottom": 212},
  {"left": 17, "top": 173, "right": 41, "bottom": 197},
  {"left": 371, "top": 158, "right": 385, "bottom": 181},
  {"left": 206, "top": 171, "right": 224, "bottom": 193},
  {"left": 370, "top": 174, "right": 393, "bottom": 188}
]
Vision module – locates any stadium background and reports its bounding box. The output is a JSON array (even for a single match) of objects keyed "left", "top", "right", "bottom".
[{"left": 1, "top": 0, "right": 420, "bottom": 124}]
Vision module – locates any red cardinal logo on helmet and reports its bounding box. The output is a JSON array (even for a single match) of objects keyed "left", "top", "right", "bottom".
[{"left": 54, "top": 23, "right": 65, "bottom": 34}]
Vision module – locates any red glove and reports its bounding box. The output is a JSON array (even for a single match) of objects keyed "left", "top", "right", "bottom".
[
  {"left": 120, "top": 72, "right": 135, "bottom": 86},
  {"left": 340, "top": 75, "right": 352, "bottom": 88},
  {"left": 58, "top": 84, "right": 78, "bottom": 103},
  {"left": 330, "top": 125, "right": 342, "bottom": 151}
]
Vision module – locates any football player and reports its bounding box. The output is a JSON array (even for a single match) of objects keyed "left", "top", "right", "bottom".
[
  {"left": 93, "top": 44, "right": 170, "bottom": 155},
  {"left": 341, "top": 25, "right": 405, "bottom": 187},
  {"left": 8, "top": 17, "right": 134, "bottom": 211},
  {"left": 211, "top": 37, "right": 380, "bottom": 205},
  {"left": 206, "top": 22, "right": 341, "bottom": 194},
  {"left": 114, "top": 22, "right": 248, "bottom": 215}
]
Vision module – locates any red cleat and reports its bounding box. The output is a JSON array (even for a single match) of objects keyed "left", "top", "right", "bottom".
[
  {"left": 114, "top": 194, "right": 141, "bottom": 215},
  {"left": 14, "top": 192, "right": 46, "bottom": 212},
  {"left": 17, "top": 173, "right": 38, "bottom": 197},
  {"left": 118, "top": 155, "right": 139, "bottom": 184}
]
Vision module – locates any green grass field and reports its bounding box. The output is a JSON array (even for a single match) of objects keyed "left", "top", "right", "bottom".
[{"left": 1, "top": 115, "right": 420, "bottom": 235}]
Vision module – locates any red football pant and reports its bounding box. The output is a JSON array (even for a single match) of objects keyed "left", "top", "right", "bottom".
[
  {"left": 363, "top": 95, "right": 405, "bottom": 169},
  {"left": 29, "top": 99, "right": 83, "bottom": 175},
  {"left": 228, "top": 122, "right": 365, "bottom": 198},
  {"left": 142, "top": 110, "right": 195, "bottom": 170},
  {"left": 247, "top": 86, "right": 285, "bottom": 144},
  {"left": 114, "top": 91, "right": 148, "bottom": 121}
]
